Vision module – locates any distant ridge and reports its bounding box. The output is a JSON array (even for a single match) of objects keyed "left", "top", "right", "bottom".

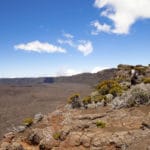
[{"left": 0, "top": 68, "right": 117, "bottom": 86}]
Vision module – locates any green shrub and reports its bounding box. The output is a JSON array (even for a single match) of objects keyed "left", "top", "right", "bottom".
[
  {"left": 82, "top": 96, "right": 91, "bottom": 105},
  {"left": 67, "top": 93, "right": 80, "bottom": 104},
  {"left": 96, "top": 121, "right": 106, "bottom": 128},
  {"left": 23, "top": 118, "right": 33, "bottom": 126},
  {"left": 109, "top": 86, "right": 122, "bottom": 97},
  {"left": 53, "top": 132, "right": 61, "bottom": 140},
  {"left": 143, "top": 77, "right": 150, "bottom": 84},
  {"left": 96, "top": 80, "right": 123, "bottom": 97},
  {"left": 92, "top": 95, "right": 106, "bottom": 103}
]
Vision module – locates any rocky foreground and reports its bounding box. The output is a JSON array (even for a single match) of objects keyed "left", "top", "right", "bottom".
[{"left": 0, "top": 104, "right": 150, "bottom": 150}]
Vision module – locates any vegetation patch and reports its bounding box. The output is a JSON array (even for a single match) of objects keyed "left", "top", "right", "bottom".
[
  {"left": 67, "top": 93, "right": 80, "bottom": 104},
  {"left": 143, "top": 77, "right": 150, "bottom": 84},
  {"left": 23, "top": 118, "right": 33, "bottom": 126},
  {"left": 96, "top": 80, "right": 123, "bottom": 97},
  {"left": 53, "top": 132, "right": 61, "bottom": 140},
  {"left": 82, "top": 96, "right": 91, "bottom": 105},
  {"left": 96, "top": 121, "right": 106, "bottom": 128}
]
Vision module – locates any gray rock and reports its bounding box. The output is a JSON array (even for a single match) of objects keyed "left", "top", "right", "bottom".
[
  {"left": 27, "top": 132, "right": 41, "bottom": 145},
  {"left": 14, "top": 126, "right": 26, "bottom": 133},
  {"left": 34, "top": 113, "right": 43, "bottom": 123}
]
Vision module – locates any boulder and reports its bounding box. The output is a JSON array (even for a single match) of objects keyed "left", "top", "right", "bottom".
[
  {"left": 68, "top": 132, "right": 82, "bottom": 146},
  {"left": 39, "top": 138, "right": 60, "bottom": 150},
  {"left": 14, "top": 126, "right": 26, "bottom": 133},
  {"left": 27, "top": 132, "right": 41, "bottom": 145},
  {"left": 33, "top": 113, "right": 44, "bottom": 123}
]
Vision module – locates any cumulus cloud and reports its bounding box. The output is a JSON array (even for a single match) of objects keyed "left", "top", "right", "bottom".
[
  {"left": 14, "top": 40, "right": 66, "bottom": 53},
  {"left": 93, "top": 0, "right": 150, "bottom": 34},
  {"left": 77, "top": 41, "right": 93, "bottom": 56},
  {"left": 58, "top": 32, "right": 93, "bottom": 56}
]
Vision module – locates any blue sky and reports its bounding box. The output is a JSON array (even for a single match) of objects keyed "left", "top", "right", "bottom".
[{"left": 0, "top": 0, "right": 150, "bottom": 77}]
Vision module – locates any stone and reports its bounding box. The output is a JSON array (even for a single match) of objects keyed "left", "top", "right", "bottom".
[
  {"left": 33, "top": 113, "right": 44, "bottom": 123},
  {"left": 60, "top": 126, "right": 72, "bottom": 141},
  {"left": 80, "top": 134, "right": 91, "bottom": 148},
  {"left": 15, "top": 126, "right": 26, "bottom": 133},
  {"left": 68, "top": 132, "right": 82, "bottom": 146},
  {"left": 39, "top": 138, "right": 60, "bottom": 150},
  {"left": 27, "top": 132, "right": 41, "bottom": 145},
  {"left": 11, "top": 142, "right": 24, "bottom": 150}
]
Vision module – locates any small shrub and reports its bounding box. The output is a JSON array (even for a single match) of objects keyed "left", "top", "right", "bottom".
[
  {"left": 92, "top": 95, "right": 106, "bottom": 103},
  {"left": 67, "top": 93, "right": 80, "bottom": 104},
  {"left": 68, "top": 93, "right": 81, "bottom": 109},
  {"left": 23, "top": 118, "right": 33, "bottom": 126},
  {"left": 96, "top": 121, "right": 106, "bottom": 128},
  {"left": 109, "top": 86, "right": 122, "bottom": 97},
  {"left": 96, "top": 80, "right": 123, "bottom": 97},
  {"left": 143, "top": 77, "right": 150, "bottom": 84},
  {"left": 82, "top": 96, "right": 91, "bottom": 105},
  {"left": 53, "top": 132, "right": 61, "bottom": 140}
]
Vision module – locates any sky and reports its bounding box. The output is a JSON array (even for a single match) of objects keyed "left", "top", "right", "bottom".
[{"left": 0, "top": 0, "right": 150, "bottom": 78}]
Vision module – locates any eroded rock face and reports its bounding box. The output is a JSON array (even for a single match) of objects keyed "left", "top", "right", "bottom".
[{"left": 0, "top": 105, "right": 150, "bottom": 150}]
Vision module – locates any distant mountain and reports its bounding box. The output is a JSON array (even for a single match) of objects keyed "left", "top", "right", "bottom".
[{"left": 0, "top": 68, "right": 117, "bottom": 86}]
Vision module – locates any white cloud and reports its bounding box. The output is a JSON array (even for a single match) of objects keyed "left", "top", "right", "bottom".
[
  {"left": 77, "top": 41, "right": 93, "bottom": 56},
  {"left": 57, "top": 39, "right": 74, "bottom": 47},
  {"left": 63, "top": 32, "right": 74, "bottom": 39},
  {"left": 91, "top": 66, "right": 109, "bottom": 73},
  {"left": 91, "top": 20, "right": 111, "bottom": 34},
  {"left": 93, "top": 0, "right": 150, "bottom": 34},
  {"left": 14, "top": 40, "right": 66, "bottom": 53}
]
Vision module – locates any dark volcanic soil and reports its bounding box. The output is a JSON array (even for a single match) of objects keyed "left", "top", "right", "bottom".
[{"left": 0, "top": 83, "right": 92, "bottom": 139}]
